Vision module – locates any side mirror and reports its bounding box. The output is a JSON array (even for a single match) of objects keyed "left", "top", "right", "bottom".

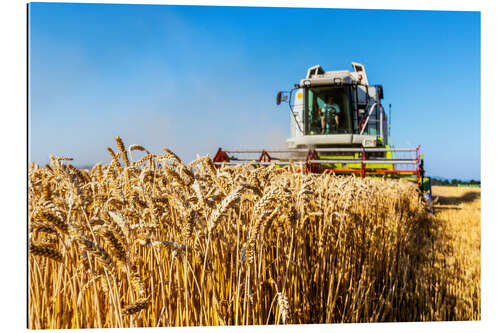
[
  {"left": 376, "top": 85, "right": 384, "bottom": 99},
  {"left": 276, "top": 91, "right": 288, "bottom": 105},
  {"left": 276, "top": 91, "right": 283, "bottom": 105}
]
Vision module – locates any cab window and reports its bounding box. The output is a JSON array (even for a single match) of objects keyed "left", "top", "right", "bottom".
[{"left": 305, "top": 87, "right": 351, "bottom": 135}]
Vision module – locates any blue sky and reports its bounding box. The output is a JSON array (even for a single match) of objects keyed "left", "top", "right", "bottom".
[{"left": 28, "top": 3, "right": 480, "bottom": 180}]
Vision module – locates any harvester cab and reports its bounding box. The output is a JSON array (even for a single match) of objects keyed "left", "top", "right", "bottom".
[
  {"left": 280, "top": 62, "right": 386, "bottom": 149},
  {"left": 213, "top": 62, "right": 432, "bottom": 211}
]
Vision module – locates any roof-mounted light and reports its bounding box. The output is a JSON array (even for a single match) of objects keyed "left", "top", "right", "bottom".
[{"left": 304, "top": 80, "right": 311, "bottom": 87}]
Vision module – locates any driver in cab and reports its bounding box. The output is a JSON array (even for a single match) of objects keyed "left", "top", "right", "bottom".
[{"left": 319, "top": 96, "right": 341, "bottom": 134}]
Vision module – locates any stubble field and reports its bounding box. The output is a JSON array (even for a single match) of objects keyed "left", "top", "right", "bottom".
[{"left": 430, "top": 185, "right": 481, "bottom": 320}]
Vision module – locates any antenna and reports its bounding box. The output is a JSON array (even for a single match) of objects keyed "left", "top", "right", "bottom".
[{"left": 388, "top": 103, "right": 393, "bottom": 147}]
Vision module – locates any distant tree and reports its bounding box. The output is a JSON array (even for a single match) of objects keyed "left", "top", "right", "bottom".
[
  {"left": 430, "top": 177, "right": 445, "bottom": 185},
  {"left": 428, "top": 178, "right": 479, "bottom": 186}
]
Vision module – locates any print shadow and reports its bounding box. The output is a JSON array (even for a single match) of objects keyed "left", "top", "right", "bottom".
[{"left": 435, "top": 191, "right": 480, "bottom": 205}]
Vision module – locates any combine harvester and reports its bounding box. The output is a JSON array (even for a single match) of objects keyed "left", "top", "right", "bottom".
[{"left": 213, "top": 62, "right": 433, "bottom": 211}]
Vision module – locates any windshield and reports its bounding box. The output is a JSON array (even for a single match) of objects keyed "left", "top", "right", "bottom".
[{"left": 305, "top": 86, "right": 352, "bottom": 135}]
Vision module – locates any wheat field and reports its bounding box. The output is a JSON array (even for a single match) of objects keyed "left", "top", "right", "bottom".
[{"left": 27, "top": 137, "right": 480, "bottom": 328}]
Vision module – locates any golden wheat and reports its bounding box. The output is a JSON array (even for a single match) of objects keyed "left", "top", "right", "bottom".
[{"left": 27, "top": 138, "right": 480, "bottom": 328}]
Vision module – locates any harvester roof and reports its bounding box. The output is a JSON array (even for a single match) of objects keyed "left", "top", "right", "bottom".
[{"left": 300, "top": 62, "right": 369, "bottom": 87}]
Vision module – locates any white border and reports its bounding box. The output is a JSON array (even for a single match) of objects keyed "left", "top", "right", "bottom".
[{"left": 1, "top": 0, "right": 497, "bottom": 332}]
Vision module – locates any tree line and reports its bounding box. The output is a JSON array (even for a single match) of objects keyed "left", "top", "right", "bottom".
[{"left": 430, "top": 177, "right": 481, "bottom": 186}]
